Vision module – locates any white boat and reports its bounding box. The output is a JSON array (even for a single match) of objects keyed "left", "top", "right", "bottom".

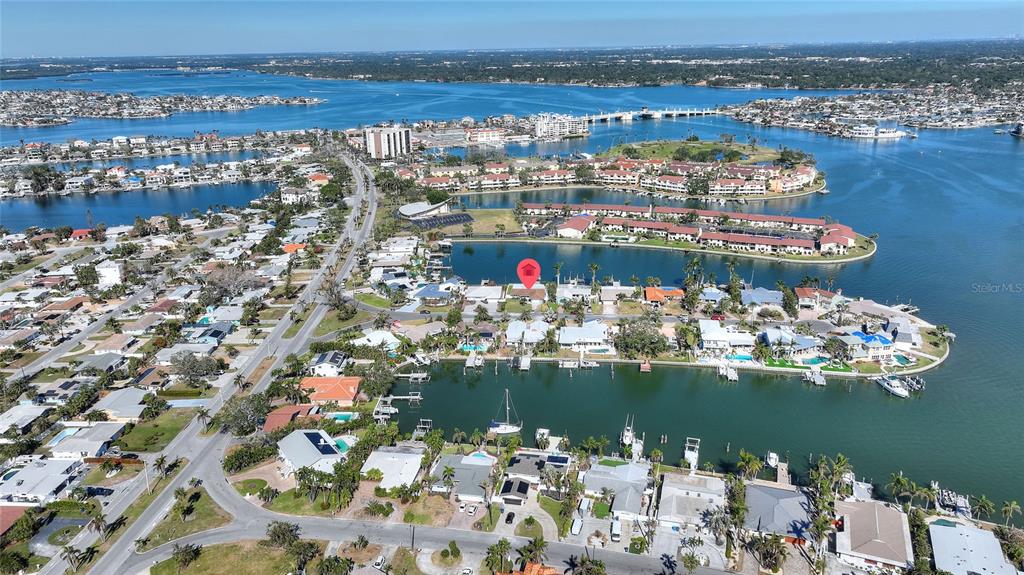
[
  {"left": 717, "top": 364, "right": 739, "bottom": 381},
  {"left": 558, "top": 360, "right": 580, "bottom": 369},
  {"left": 802, "top": 370, "right": 827, "bottom": 386},
  {"left": 765, "top": 451, "right": 780, "bottom": 469},
  {"left": 850, "top": 124, "right": 907, "bottom": 139},
  {"left": 579, "top": 360, "right": 599, "bottom": 369},
  {"left": 620, "top": 415, "right": 645, "bottom": 462},
  {"left": 875, "top": 375, "right": 910, "bottom": 398},
  {"left": 518, "top": 356, "right": 531, "bottom": 371},
  {"left": 488, "top": 388, "right": 523, "bottom": 435}
]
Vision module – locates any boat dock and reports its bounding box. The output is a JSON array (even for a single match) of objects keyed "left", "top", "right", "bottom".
[
  {"left": 518, "top": 356, "right": 531, "bottom": 371},
  {"left": 776, "top": 461, "right": 791, "bottom": 485},
  {"left": 396, "top": 372, "right": 430, "bottom": 383},
  {"left": 372, "top": 392, "right": 423, "bottom": 422}
]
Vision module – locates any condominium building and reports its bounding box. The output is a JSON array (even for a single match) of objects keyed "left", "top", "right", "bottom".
[
  {"left": 364, "top": 126, "right": 412, "bottom": 159},
  {"left": 534, "top": 113, "right": 589, "bottom": 139}
]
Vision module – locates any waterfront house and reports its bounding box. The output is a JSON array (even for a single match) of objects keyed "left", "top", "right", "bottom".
[
  {"left": 928, "top": 520, "right": 1019, "bottom": 575},
  {"left": 795, "top": 287, "right": 840, "bottom": 310},
  {"left": 698, "top": 319, "right": 756, "bottom": 354},
  {"left": 277, "top": 429, "right": 345, "bottom": 475},
  {"left": 556, "top": 215, "right": 595, "bottom": 239},
  {"left": 350, "top": 329, "right": 402, "bottom": 352},
  {"left": 581, "top": 460, "right": 652, "bottom": 521},
  {"left": 360, "top": 445, "right": 426, "bottom": 490},
  {"left": 505, "top": 319, "right": 551, "bottom": 347},
  {"left": 834, "top": 500, "right": 913, "bottom": 572},
  {"left": 835, "top": 331, "right": 895, "bottom": 363},
  {"left": 656, "top": 472, "right": 727, "bottom": 529},
  {"left": 743, "top": 483, "right": 812, "bottom": 544},
  {"left": 429, "top": 452, "right": 497, "bottom": 503},
  {"left": 558, "top": 320, "right": 611, "bottom": 352},
  {"left": 884, "top": 316, "right": 923, "bottom": 351},
  {"left": 760, "top": 326, "right": 822, "bottom": 359},
  {"left": 504, "top": 451, "right": 551, "bottom": 485},
  {"left": 555, "top": 280, "right": 593, "bottom": 303},
  {"left": 464, "top": 283, "right": 505, "bottom": 304},
  {"left": 741, "top": 287, "right": 784, "bottom": 307},
  {"left": 299, "top": 376, "right": 361, "bottom": 407}
]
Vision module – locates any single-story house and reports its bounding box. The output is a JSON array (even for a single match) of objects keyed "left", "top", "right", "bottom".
[
  {"left": 0, "top": 458, "right": 82, "bottom": 504},
  {"left": 49, "top": 422, "right": 126, "bottom": 460},
  {"left": 92, "top": 387, "right": 149, "bottom": 423},
  {"left": 834, "top": 500, "right": 913, "bottom": 572},
  {"left": 0, "top": 403, "right": 52, "bottom": 439},
  {"left": 76, "top": 352, "right": 126, "bottom": 374},
  {"left": 430, "top": 452, "right": 497, "bottom": 503},
  {"left": 263, "top": 404, "right": 321, "bottom": 433},
  {"left": 743, "top": 483, "right": 813, "bottom": 544},
  {"left": 307, "top": 351, "right": 351, "bottom": 377},
  {"left": 505, "top": 320, "right": 551, "bottom": 347},
  {"left": 581, "top": 460, "right": 652, "bottom": 521},
  {"left": 498, "top": 478, "right": 532, "bottom": 506},
  {"left": 350, "top": 330, "right": 402, "bottom": 352},
  {"left": 558, "top": 320, "right": 611, "bottom": 352},
  {"left": 360, "top": 445, "right": 426, "bottom": 490},
  {"left": 657, "top": 472, "right": 727, "bottom": 528},
  {"left": 277, "top": 429, "right": 345, "bottom": 475},
  {"left": 929, "top": 520, "right": 1019, "bottom": 575},
  {"left": 299, "top": 377, "right": 361, "bottom": 407}
]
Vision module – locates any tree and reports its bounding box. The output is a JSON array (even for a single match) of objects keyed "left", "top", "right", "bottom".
[
  {"left": 682, "top": 551, "right": 701, "bottom": 575},
  {"left": 517, "top": 536, "right": 548, "bottom": 565},
  {"left": 74, "top": 264, "right": 99, "bottom": 288},
  {"left": 287, "top": 539, "right": 321, "bottom": 572},
  {"left": 0, "top": 551, "right": 27, "bottom": 574},
  {"left": 196, "top": 407, "right": 212, "bottom": 431},
  {"left": 317, "top": 555, "right": 355, "bottom": 575},
  {"left": 1004, "top": 500, "right": 1021, "bottom": 526},
  {"left": 171, "top": 543, "right": 202, "bottom": 574},
  {"left": 265, "top": 521, "right": 301, "bottom": 548},
  {"left": 973, "top": 494, "right": 995, "bottom": 520},
  {"left": 485, "top": 538, "right": 513, "bottom": 573},
  {"left": 737, "top": 449, "right": 763, "bottom": 480},
  {"left": 751, "top": 533, "right": 789, "bottom": 572}
]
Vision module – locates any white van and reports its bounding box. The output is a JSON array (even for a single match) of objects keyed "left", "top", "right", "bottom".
[
  {"left": 578, "top": 498, "right": 592, "bottom": 514},
  {"left": 571, "top": 517, "right": 584, "bottom": 536},
  {"left": 610, "top": 519, "right": 622, "bottom": 542}
]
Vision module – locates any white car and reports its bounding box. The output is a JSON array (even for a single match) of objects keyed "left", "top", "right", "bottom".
[
  {"left": 372, "top": 555, "right": 386, "bottom": 570},
  {"left": 458, "top": 502, "right": 467, "bottom": 513},
  {"left": 467, "top": 504, "right": 478, "bottom": 516},
  {"left": 460, "top": 570, "right": 474, "bottom": 575}
]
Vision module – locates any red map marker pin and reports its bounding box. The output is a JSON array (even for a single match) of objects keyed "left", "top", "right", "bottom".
[{"left": 517, "top": 258, "right": 542, "bottom": 289}]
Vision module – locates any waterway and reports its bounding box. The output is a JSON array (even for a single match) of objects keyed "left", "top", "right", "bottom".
[{"left": 2, "top": 71, "right": 1022, "bottom": 506}]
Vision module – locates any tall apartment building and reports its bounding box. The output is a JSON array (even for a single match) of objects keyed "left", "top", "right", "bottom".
[
  {"left": 534, "top": 113, "right": 589, "bottom": 139},
  {"left": 364, "top": 126, "right": 412, "bottom": 159}
]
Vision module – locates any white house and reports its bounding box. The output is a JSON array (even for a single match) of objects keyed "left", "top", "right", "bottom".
[{"left": 277, "top": 429, "right": 345, "bottom": 475}]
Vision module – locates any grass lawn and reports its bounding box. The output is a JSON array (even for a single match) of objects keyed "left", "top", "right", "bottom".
[
  {"left": 313, "top": 309, "right": 372, "bottom": 337},
  {"left": 503, "top": 299, "right": 531, "bottom": 314},
  {"left": 597, "top": 458, "right": 629, "bottom": 467},
  {"left": 232, "top": 478, "right": 268, "bottom": 496},
  {"left": 265, "top": 488, "right": 336, "bottom": 517},
  {"left": 603, "top": 139, "right": 782, "bottom": 164},
  {"left": 402, "top": 495, "right": 452, "bottom": 526},
  {"left": 443, "top": 209, "right": 523, "bottom": 236},
  {"left": 2, "top": 350, "right": 44, "bottom": 369},
  {"left": 616, "top": 300, "right": 645, "bottom": 315},
  {"left": 593, "top": 501, "right": 611, "bottom": 519},
  {"left": 3, "top": 541, "right": 49, "bottom": 572},
  {"left": 283, "top": 306, "right": 313, "bottom": 339},
  {"left": 257, "top": 306, "right": 289, "bottom": 321},
  {"left": 115, "top": 408, "right": 195, "bottom": 452},
  {"left": 30, "top": 366, "right": 74, "bottom": 384},
  {"left": 473, "top": 505, "right": 502, "bottom": 532},
  {"left": 151, "top": 540, "right": 320, "bottom": 575},
  {"left": 83, "top": 464, "right": 142, "bottom": 487},
  {"left": 538, "top": 496, "right": 572, "bottom": 538},
  {"left": 515, "top": 517, "right": 544, "bottom": 538},
  {"left": 821, "top": 363, "right": 854, "bottom": 373},
  {"left": 390, "top": 547, "right": 426, "bottom": 575},
  {"left": 355, "top": 292, "right": 392, "bottom": 309},
  {"left": 764, "top": 358, "right": 810, "bottom": 370},
  {"left": 854, "top": 362, "right": 884, "bottom": 375},
  {"left": 139, "top": 488, "right": 231, "bottom": 551}
]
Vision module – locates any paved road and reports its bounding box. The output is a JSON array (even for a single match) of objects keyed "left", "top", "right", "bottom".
[{"left": 57, "top": 152, "right": 378, "bottom": 575}]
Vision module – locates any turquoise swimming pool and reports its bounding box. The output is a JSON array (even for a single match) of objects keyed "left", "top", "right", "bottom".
[
  {"left": 334, "top": 435, "right": 357, "bottom": 453},
  {"left": 802, "top": 356, "right": 829, "bottom": 366},
  {"left": 327, "top": 412, "right": 356, "bottom": 422},
  {"left": 461, "top": 344, "right": 488, "bottom": 352},
  {"left": 894, "top": 354, "right": 914, "bottom": 366},
  {"left": 46, "top": 427, "right": 79, "bottom": 447},
  {"left": 726, "top": 354, "right": 753, "bottom": 361}
]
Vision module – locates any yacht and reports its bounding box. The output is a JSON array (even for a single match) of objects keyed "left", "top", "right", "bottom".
[
  {"left": 1011, "top": 122, "right": 1024, "bottom": 138},
  {"left": 874, "top": 375, "right": 910, "bottom": 398},
  {"left": 620, "top": 415, "right": 645, "bottom": 461},
  {"left": 850, "top": 124, "right": 907, "bottom": 139},
  {"left": 765, "top": 451, "right": 780, "bottom": 469},
  {"left": 488, "top": 388, "right": 523, "bottom": 435}
]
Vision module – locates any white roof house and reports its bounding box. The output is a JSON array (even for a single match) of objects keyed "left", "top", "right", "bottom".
[
  {"left": 698, "top": 319, "right": 756, "bottom": 351},
  {"left": 93, "top": 387, "right": 149, "bottom": 422},
  {"left": 350, "top": 330, "right": 402, "bottom": 352},
  {"left": 464, "top": 284, "right": 505, "bottom": 303},
  {"left": 929, "top": 521, "right": 1020, "bottom": 575},
  {"left": 50, "top": 422, "right": 126, "bottom": 460},
  {"left": 558, "top": 320, "right": 611, "bottom": 351},
  {"left": 505, "top": 320, "right": 551, "bottom": 346},
  {"left": 360, "top": 445, "right": 425, "bottom": 490},
  {"left": 0, "top": 458, "right": 81, "bottom": 504},
  {"left": 277, "top": 429, "right": 345, "bottom": 475},
  {"left": 0, "top": 403, "right": 51, "bottom": 439},
  {"left": 657, "top": 472, "right": 727, "bottom": 528}
]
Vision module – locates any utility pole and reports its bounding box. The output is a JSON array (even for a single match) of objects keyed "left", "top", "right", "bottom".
[{"left": 410, "top": 524, "right": 416, "bottom": 551}]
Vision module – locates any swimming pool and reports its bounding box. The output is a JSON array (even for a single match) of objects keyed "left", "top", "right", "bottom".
[
  {"left": 46, "top": 427, "right": 79, "bottom": 448},
  {"left": 726, "top": 354, "right": 754, "bottom": 361},
  {"left": 802, "top": 357, "right": 829, "bottom": 366},
  {"left": 461, "top": 344, "right": 488, "bottom": 352},
  {"left": 334, "top": 435, "right": 358, "bottom": 454},
  {"left": 1, "top": 467, "right": 23, "bottom": 481},
  {"left": 894, "top": 354, "right": 914, "bottom": 366},
  {"left": 327, "top": 412, "right": 356, "bottom": 422}
]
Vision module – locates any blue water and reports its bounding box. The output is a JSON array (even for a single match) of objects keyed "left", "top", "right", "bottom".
[
  {"left": 0, "top": 71, "right": 1021, "bottom": 508},
  {"left": 0, "top": 181, "right": 275, "bottom": 230}
]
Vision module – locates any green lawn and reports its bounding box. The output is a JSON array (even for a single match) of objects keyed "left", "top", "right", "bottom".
[
  {"left": 47, "top": 524, "right": 83, "bottom": 546},
  {"left": 355, "top": 292, "right": 392, "bottom": 309},
  {"left": 593, "top": 501, "right": 611, "bottom": 519},
  {"left": 232, "top": 478, "right": 268, "bottom": 496},
  {"left": 283, "top": 306, "right": 314, "bottom": 339},
  {"left": 515, "top": 517, "right": 544, "bottom": 538},
  {"left": 442, "top": 209, "right": 523, "bottom": 236},
  {"left": 30, "top": 367, "right": 74, "bottom": 384},
  {"left": 763, "top": 358, "right": 810, "bottom": 370},
  {"left": 538, "top": 496, "right": 572, "bottom": 538},
  {"left": 503, "top": 299, "right": 531, "bottom": 314},
  {"left": 139, "top": 488, "right": 231, "bottom": 551},
  {"left": 390, "top": 547, "right": 427, "bottom": 575},
  {"left": 473, "top": 505, "right": 501, "bottom": 532},
  {"left": 597, "top": 458, "right": 629, "bottom": 467},
  {"left": 83, "top": 464, "right": 142, "bottom": 487},
  {"left": 265, "top": 489, "right": 335, "bottom": 516},
  {"left": 150, "top": 541, "right": 315, "bottom": 575},
  {"left": 115, "top": 409, "right": 195, "bottom": 452},
  {"left": 616, "top": 301, "right": 645, "bottom": 315},
  {"left": 314, "top": 309, "right": 372, "bottom": 337},
  {"left": 258, "top": 307, "right": 289, "bottom": 321}
]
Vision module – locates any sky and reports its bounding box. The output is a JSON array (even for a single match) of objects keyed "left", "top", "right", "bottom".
[{"left": 1, "top": 1, "right": 1021, "bottom": 59}]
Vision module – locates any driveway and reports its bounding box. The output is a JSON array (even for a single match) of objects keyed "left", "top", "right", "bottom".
[{"left": 29, "top": 516, "right": 89, "bottom": 557}]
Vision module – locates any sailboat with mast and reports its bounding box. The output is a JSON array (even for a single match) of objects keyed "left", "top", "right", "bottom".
[{"left": 488, "top": 388, "right": 523, "bottom": 435}]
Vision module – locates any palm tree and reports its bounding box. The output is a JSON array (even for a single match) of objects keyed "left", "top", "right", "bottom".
[
  {"left": 917, "top": 484, "right": 937, "bottom": 510},
  {"left": 973, "top": 494, "right": 995, "bottom": 520},
  {"left": 737, "top": 449, "right": 763, "bottom": 480},
  {"left": 171, "top": 543, "right": 202, "bottom": 574},
  {"left": 442, "top": 466, "right": 456, "bottom": 499},
  {"left": 887, "top": 471, "right": 911, "bottom": 505},
  {"left": 553, "top": 262, "right": 564, "bottom": 285},
  {"left": 60, "top": 546, "right": 86, "bottom": 571},
  {"left": 1002, "top": 500, "right": 1021, "bottom": 526},
  {"left": 588, "top": 263, "right": 600, "bottom": 287},
  {"left": 516, "top": 536, "right": 548, "bottom": 565},
  {"left": 196, "top": 407, "right": 211, "bottom": 430},
  {"left": 752, "top": 533, "right": 789, "bottom": 572},
  {"left": 703, "top": 506, "right": 730, "bottom": 545},
  {"left": 451, "top": 427, "right": 466, "bottom": 446},
  {"left": 153, "top": 454, "right": 169, "bottom": 477},
  {"left": 485, "top": 538, "right": 513, "bottom": 573}
]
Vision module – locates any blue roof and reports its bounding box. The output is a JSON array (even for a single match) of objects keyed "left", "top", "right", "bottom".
[
  {"left": 415, "top": 284, "right": 452, "bottom": 300},
  {"left": 741, "top": 287, "right": 784, "bottom": 306},
  {"left": 851, "top": 331, "right": 893, "bottom": 345}
]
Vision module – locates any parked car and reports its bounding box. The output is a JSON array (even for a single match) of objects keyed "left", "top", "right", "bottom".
[
  {"left": 467, "top": 504, "right": 477, "bottom": 516},
  {"left": 373, "top": 555, "right": 386, "bottom": 570},
  {"left": 505, "top": 512, "right": 515, "bottom": 524},
  {"left": 458, "top": 502, "right": 467, "bottom": 513},
  {"left": 711, "top": 313, "right": 726, "bottom": 321}
]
